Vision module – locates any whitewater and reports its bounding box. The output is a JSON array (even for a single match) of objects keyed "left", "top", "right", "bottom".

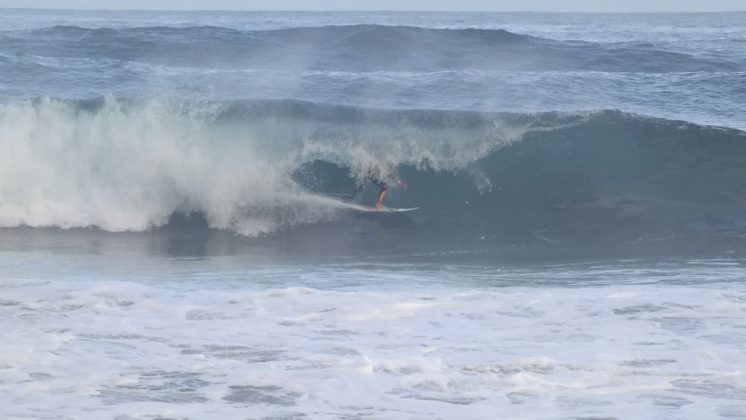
[{"left": 1, "top": 9, "right": 746, "bottom": 419}]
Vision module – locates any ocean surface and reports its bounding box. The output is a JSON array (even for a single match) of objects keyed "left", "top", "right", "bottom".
[{"left": 1, "top": 9, "right": 746, "bottom": 419}]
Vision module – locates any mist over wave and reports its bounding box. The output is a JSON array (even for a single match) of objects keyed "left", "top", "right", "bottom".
[{"left": 2, "top": 20, "right": 744, "bottom": 129}]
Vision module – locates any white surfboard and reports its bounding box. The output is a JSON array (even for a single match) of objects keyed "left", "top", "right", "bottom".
[
  {"left": 351, "top": 204, "right": 419, "bottom": 213},
  {"left": 335, "top": 200, "right": 419, "bottom": 213}
]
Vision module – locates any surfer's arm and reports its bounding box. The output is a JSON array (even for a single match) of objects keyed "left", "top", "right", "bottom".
[{"left": 390, "top": 174, "right": 407, "bottom": 190}]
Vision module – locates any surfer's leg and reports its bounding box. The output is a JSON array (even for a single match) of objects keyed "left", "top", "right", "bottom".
[
  {"left": 375, "top": 190, "right": 387, "bottom": 208},
  {"left": 374, "top": 181, "right": 388, "bottom": 209}
]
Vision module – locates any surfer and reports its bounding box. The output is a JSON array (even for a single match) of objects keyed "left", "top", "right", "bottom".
[{"left": 349, "top": 164, "right": 407, "bottom": 209}]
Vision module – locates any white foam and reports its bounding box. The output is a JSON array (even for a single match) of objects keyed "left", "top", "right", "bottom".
[
  {"left": 2, "top": 256, "right": 745, "bottom": 418},
  {"left": 0, "top": 97, "right": 527, "bottom": 235}
]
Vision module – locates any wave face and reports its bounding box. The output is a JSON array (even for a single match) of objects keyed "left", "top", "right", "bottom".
[{"left": 2, "top": 97, "right": 746, "bottom": 254}]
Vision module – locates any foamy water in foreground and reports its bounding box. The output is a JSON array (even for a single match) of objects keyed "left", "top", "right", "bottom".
[{"left": 2, "top": 253, "right": 745, "bottom": 419}]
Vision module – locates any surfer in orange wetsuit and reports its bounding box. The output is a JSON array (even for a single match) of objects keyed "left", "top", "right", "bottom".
[{"left": 350, "top": 165, "right": 407, "bottom": 209}]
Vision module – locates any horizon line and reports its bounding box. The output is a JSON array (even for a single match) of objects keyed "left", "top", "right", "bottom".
[{"left": 2, "top": 7, "right": 745, "bottom": 13}]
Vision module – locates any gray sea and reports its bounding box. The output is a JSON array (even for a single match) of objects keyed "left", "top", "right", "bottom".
[{"left": 1, "top": 9, "right": 745, "bottom": 419}]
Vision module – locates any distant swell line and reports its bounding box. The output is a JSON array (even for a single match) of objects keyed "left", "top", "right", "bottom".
[{"left": 2, "top": 24, "right": 739, "bottom": 72}]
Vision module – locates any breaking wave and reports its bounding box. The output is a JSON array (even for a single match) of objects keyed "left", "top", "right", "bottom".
[{"left": 1, "top": 96, "right": 746, "bottom": 252}]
